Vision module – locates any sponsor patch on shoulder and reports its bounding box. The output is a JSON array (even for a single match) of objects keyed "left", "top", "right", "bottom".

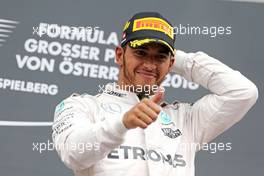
[{"left": 55, "top": 101, "right": 65, "bottom": 113}]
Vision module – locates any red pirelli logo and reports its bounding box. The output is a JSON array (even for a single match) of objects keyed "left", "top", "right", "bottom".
[{"left": 132, "top": 17, "right": 174, "bottom": 39}]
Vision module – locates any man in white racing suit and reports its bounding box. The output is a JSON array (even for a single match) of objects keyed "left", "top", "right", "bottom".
[{"left": 52, "top": 12, "right": 258, "bottom": 176}]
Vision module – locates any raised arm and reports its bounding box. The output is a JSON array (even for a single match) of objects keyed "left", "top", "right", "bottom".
[{"left": 172, "top": 50, "right": 258, "bottom": 144}]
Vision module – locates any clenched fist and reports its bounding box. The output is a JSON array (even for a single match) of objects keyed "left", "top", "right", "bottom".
[{"left": 122, "top": 89, "right": 164, "bottom": 129}]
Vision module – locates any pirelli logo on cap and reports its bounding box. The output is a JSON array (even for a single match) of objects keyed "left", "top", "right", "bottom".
[{"left": 132, "top": 17, "right": 174, "bottom": 39}]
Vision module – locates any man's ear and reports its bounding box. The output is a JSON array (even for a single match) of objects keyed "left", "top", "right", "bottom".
[
  {"left": 168, "top": 57, "right": 175, "bottom": 72},
  {"left": 115, "top": 46, "right": 124, "bottom": 66}
]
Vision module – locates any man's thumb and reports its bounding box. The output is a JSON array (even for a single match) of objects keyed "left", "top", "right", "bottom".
[{"left": 150, "top": 89, "right": 164, "bottom": 104}]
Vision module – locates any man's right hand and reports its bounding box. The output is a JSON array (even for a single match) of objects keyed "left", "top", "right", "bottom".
[{"left": 122, "top": 90, "right": 164, "bottom": 129}]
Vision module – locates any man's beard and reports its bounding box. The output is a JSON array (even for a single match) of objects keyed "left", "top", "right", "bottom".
[{"left": 121, "top": 55, "right": 166, "bottom": 95}]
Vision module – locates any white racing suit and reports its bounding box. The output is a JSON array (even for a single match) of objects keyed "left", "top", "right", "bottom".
[{"left": 52, "top": 50, "right": 258, "bottom": 176}]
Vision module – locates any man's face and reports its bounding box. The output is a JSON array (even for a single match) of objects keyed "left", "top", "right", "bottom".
[{"left": 115, "top": 42, "right": 175, "bottom": 91}]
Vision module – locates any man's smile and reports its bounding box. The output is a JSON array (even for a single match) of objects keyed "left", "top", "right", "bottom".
[{"left": 136, "top": 69, "right": 158, "bottom": 79}]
